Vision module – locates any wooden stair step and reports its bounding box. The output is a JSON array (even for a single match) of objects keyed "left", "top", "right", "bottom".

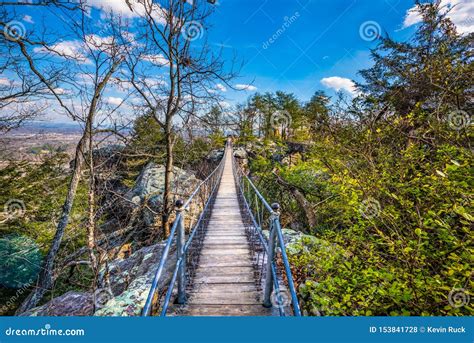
[
  {"left": 179, "top": 304, "right": 271, "bottom": 316},
  {"left": 193, "top": 275, "right": 255, "bottom": 283}
]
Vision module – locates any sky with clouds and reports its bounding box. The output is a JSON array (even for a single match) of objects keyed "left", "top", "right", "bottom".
[
  {"left": 5, "top": 0, "right": 474, "bottom": 123},
  {"left": 205, "top": 0, "right": 473, "bottom": 103}
]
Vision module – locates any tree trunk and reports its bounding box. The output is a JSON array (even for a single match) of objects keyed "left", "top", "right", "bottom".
[
  {"left": 290, "top": 188, "right": 318, "bottom": 229},
  {"left": 162, "top": 127, "right": 174, "bottom": 237},
  {"left": 273, "top": 172, "right": 318, "bottom": 229},
  {"left": 16, "top": 59, "right": 121, "bottom": 314},
  {"left": 87, "top": 123, "right": 98, "bottom": 279},
  {"left": 16, "top": 133, "right": 88, "bottom": 314}
]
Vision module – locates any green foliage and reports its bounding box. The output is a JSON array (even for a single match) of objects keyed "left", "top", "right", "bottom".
[
  {"left": 0, "top": 153, "right": 88, "bottom": 252},
  {"left": 0, "top": 234, "right": 42, "bottom": 289},
  {"left": 248, "top": 3, "right": 473, "bottom": 316},
  {"left": 0, "top": 153, "right": 90, "bottom": 313}
]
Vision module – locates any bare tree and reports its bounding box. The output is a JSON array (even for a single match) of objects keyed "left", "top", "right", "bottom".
[
  {"left": 123, "top": 0, "right": 237, "bottom": 236},
  {"left": 0, "top": 4, "right": 131, "bottom": 313}
]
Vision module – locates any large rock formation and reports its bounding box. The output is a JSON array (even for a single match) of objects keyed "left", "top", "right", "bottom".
[
  {"left": 19, "top": 242, "right": 175, "bottom": 317},
  {"left": 126, "top": 162, "right": 201, "bottom": 226},
  {"left": 206, "top": 149, "right": 224, "bottom": 162},
  {"left": 19, "top": 292, "right": 94, "bottom": 316},
  {"left": 233, "top": 147, "right": 248, "bottom": 160},
  {"left": 94, "top": 243, "right": 175, "bottom": 316}
]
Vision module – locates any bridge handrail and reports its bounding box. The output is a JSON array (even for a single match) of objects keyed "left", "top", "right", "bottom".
[
  {"left": 232, "top": 146, "right": 301, "bottom": 316},
  {"left": 142, "top": 144, "right": 228, "bottom": 316}
]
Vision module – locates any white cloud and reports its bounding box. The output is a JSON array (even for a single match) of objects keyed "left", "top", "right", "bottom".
[
  {"left": 0, "top": 78, "right": 11, "bottom": 86},
  {"left": 320, "top": 76, "right": 359, "bottom": 96},
  {"left": 235, "top": 84, "right": 257, "bottom": 91},
  {"left": 53, "top": 87, "right": 68, "bottom": 95},
  {"left": 76, "top": 73, "right": 95, "bottom": 85},
  {"left": 142, "top": 54, "right": 169, "bottom": 66},
  {"left": 403, "top": 7, "right": 423, "bottom": 28},
  {"left": 85, "top": 34, "right": 114, "bottom": 48},
  {"left": 216, "top": 83, "right": 227, "bottom": 92},
  {"left": 402, "top": 0, "right": 474, "bottom": 34},
  {"left": 34, "top": 40, "right": 91, "bottom": 64},
  {"left": 106, "top": 96, "right": 123, "bottom": 106},
  {"left": 23, "top": 15, "right": 34, "bottom": 24},
  {"left": 143, "top": 77, "right": 167, "bottom": 87},
  {"left": 219, "top": 101, "right": 231, "bottom": 109},
  {"left": 86, "top": 0, "right": 167, "bottom": 25}
]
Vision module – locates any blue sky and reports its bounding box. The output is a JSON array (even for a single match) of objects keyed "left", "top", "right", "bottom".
[
  {"left": 206, "top": 0, "right": 419, "bottom": 103},
  {"left": 5, "top": 0, "right": 473, "bottom": 122}
]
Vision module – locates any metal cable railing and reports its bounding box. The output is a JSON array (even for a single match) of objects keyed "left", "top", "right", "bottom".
[
  {"left": 141, "top": 145, "right": 228, "bottom": 316},
  {"left": 232, "top": 146, "right": 301, "bottom": 316}
]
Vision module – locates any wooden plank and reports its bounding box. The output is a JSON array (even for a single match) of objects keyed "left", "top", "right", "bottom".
[
  {"left": 198, "top": 254, "right": 251, "bottom": 262},
  {"left": 187, "top": 293, "right": 261, "bottom": 305},
  {"left": 188, "top": 283, "right": 258, "bottom": 293},
  {"left": 180, "top": 305, "right": 271, "bottom": 316},
  {"left": 178, "top": 148, "right": 270, "bottom": 317},
  {"left": 203, "top": 236, "right": 248, "bottom": 246},
  {"left": 193, "top": 266, "right": 254, "bottom": 274},
  {"left": 200, "top": 249, "right": 249, "bottom": 255},
  {"left": 193, "top": 274, "right": 255, "bottom": 283}
]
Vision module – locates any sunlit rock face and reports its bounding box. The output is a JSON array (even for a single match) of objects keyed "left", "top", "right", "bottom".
[
  {"left": 20, "top": 243, "right": 175, "bottom": 317},
  {"left": 94, "top": 243, "right": 175, "bottom": 317},
  {"left": 206, "top": 149, "right": 224, "bottom": 162},
  {"left": 233, "top": 147, "right": 248, "bottom": 160},
  {"left": 127, "top": 162, "right": 201, "bottom": 226},
  {"left": 19, "top": 292, "right": 94, "bottom": 316}
]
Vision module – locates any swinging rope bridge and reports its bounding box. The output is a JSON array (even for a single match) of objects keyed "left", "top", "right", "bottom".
[{"left": 141, "top": 141, "right": 301, "bottom": 316}]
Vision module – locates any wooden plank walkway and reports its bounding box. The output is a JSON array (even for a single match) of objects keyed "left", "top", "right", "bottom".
[{"left": 177, "top": 148, "right": 271, "bottom": 316}]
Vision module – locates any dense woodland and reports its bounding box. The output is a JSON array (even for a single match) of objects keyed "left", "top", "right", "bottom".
[{"left": 0, "top": 1, "right": 472, "bottom": 316}]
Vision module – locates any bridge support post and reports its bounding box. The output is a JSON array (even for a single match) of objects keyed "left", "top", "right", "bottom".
[
  {"left": 263, "top": 203, "right": 280, "bottom": 308},
  {"left": 176, "top": 199, "right": 186, "bottom": 304}
]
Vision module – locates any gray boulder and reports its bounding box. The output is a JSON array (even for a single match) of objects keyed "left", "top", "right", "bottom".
[
  {"left": 94, "top": 242, "right": 175, "bottom": 316},
  {"left": 19, "top": 242, "right": 175, "bottom": 317},
  {"left": 206, "top": 149, "right": 224, "bottom": 162},
  {"left": 233, "top": 147, "right": 248, "bottom": 159},
  {"left": 19, "top": 291, "right": 94, "bottom": 316},
  {"left": 127, "top": 162, "right": 200, "bottom": 226}
]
